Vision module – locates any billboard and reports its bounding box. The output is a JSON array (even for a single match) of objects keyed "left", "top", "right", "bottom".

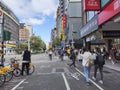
[
  {"left": 98, "top": 0, "right": 120, "bottom": 25},
  {"left": 84, "top": 0, "right": 100, "bottom": 11}
]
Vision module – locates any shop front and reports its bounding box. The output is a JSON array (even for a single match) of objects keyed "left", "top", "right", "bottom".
[
  {"left": 80, "top": 15, "right": 105, "bottom": 50},
  {"left": 98, "top": 0, "right": 120, "bottom": 60}
]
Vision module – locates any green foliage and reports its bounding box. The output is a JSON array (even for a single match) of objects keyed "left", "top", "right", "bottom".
[
  {"left": 19, "top": 43, "right": 28, "bottom": 50},
  {"left": 30, "top": 36, "right": 46, "bottom": 52}
]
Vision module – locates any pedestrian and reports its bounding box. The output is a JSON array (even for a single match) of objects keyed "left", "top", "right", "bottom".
[
  {"left": 69, "top": 49, "right": 76, "bottom": 67},
  {"left": 60, "top": 48, "right": 64, "bottom": 61},
  {"left": 48, "top": 49, "right": 53, "bottom": 60},
  {"left": 80, "top": 48, "right": 92, "bottom": 85},
  {"left": 92, "top": 48, "right": 105, "bottom": 84},
  {"left": 21, "top": 47, "right": 31, "bottom": 75},
  {"left": 77, "top": 49, "right": 83, "bottom": 61},
  {"left": 109, "top": 47, "right": 116, "bottom": 64}
]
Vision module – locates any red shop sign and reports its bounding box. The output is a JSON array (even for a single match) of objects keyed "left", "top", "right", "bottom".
[
  {"left": 98, "top": 0, "right": 120, "bottom": 25},
  {"left": 84, "top": 0, "right": 100, "bottom": 11},
  {"left": 0, "top": 10, "right": 2, "bottom": 16},
  {"left": 62, "top": 14, "right": 67, "bottom": 28}
]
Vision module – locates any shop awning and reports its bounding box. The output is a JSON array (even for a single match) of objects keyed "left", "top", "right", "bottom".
[{"left": 6, "top": 44, "right": 16, "bottom": 48}]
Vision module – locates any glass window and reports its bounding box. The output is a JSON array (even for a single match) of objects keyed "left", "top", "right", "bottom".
[{"left": 86, "top": 11, "right": 98, "bottom": 22}]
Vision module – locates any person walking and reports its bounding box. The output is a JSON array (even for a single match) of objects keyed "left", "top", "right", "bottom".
[
  {"left": 109, "top": 47, "right": 116, "bottom": 64},
  {"left": 69, "top": 49, "right": 76, "bottom": 67},
  {"left": 21, "top": 47, "right": 31, "bottom": 75},
  {"left": 48, "top": 49, "right": 53, "bottom": 60},
  {"left": 80, "top": 48, "right": 92, "bottom": 85},
  {"left": 92, "top": 48, "right": 105, "bottom": 84},
  {"left": 60, "top": 48, "right": 64, "bottom": 61}
]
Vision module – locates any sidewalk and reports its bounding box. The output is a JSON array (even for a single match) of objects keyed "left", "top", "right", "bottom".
[
  {"left": 64, "top": 55, "right": 120, "bottom": 72},
  {"left": 104, "top": 60, "right": 120, "bottom": 72}
]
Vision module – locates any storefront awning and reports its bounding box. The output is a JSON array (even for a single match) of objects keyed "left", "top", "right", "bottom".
[{"left": 6, "top": 44, "right": 16, "bottom": 48}]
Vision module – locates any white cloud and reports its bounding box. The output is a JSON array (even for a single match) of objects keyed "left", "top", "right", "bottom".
[
  {"left": 2, "top": 0, "right": 58, "bottom": 25},
  {"left": 21, "top": 17, "right": 45, "bottom": 25}
]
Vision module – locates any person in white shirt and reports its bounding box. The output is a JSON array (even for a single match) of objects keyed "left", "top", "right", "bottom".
[{"left": 80, "top": 48, "right": 92, "bottom": 85}]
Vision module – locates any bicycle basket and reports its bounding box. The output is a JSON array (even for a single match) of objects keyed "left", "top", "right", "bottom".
[{"left": 13, "top": 62, "right": 19, "bottom": 68}]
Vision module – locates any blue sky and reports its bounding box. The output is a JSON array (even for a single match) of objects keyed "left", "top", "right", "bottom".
[{"left": 3, "top": 0, "right": 58, "bottom": 46}]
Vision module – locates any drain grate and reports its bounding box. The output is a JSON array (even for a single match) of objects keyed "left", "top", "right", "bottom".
[
  {"left": 56, "top": 69, "right": 64, "bottom": 73},
  {"left": 103, "top": 70, "right": 111, "bottom": 74}
]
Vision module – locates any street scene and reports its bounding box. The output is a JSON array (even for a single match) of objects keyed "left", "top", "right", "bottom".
[
  {"left": 0, "top": 53, "right": 120, "bottom": 90},
  {"left": 0, "top": 0, "right": 120, "bottom": 90}
]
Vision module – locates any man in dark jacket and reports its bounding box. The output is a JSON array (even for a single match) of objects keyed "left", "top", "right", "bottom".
[
  {"left": 69, "top": 49, "right": 76, "bottom": 67},
  {"left": 92, "top": 48, "right": 105, "bottom": 84},
  {"left": 21, "top": 47, "right": 31, "bottom": 75}
]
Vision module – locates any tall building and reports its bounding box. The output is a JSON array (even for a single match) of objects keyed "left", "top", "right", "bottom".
[
  {"left": 0, "top": 1, "right": 19, "bottom": 54},
  {"left": 19, "top": 23, "right": 33, "bottom": 44},
  {"left": 66, "top": 0, "right": 83, "bottom": 48}
]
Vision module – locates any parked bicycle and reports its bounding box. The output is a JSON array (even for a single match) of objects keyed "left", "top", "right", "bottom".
[
  {"left": 10, "top": 58, "right": 35, "bottom": 76},
  {"left": 0, "top": 70, "right": 6, "bottom": 86}
]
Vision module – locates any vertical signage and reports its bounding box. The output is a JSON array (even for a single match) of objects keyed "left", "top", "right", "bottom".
[
  {"left": 84, "top": 0, "right": 100, "bottom": 11},
  {"left": 0, "top": 10, "right": 3, "bottom": 23},
  {"left": 62, "top": 14, "right": 67, "bottom": 28}
]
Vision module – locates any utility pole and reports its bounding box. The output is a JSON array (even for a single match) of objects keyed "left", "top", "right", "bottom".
[{"left": 0, "top": 8, "right": 4, "bottom": 66}]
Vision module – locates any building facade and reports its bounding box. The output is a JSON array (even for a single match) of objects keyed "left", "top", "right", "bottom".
[
  {"left": 0, "top": 1, "right": 19, "bottom": 54},
  {"left": 19, "top": 23, "right": 33, "bottom": 43},
  {"left": 80, "top": 0, "right": 120, "bottom": 60}
]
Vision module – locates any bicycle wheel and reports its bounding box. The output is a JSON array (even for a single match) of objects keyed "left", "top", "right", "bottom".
[
  {"left": 29, "top": 65, "right": 35, "bottom": 75},
  {"left": 0, "top": 74, "right": 5, "bottom": 87},
  {"left": 13, "top": 68, "right": 21, "bottom": 77},
  {"left": 5, "top": 71, "right": 13, "bottom": 82}
]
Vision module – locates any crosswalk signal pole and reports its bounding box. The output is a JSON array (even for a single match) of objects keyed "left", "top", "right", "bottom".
[{"left": 1, "top": 41, "right": 4, "bottom": 66}]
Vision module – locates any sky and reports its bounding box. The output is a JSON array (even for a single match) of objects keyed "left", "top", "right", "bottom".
[{"left": 2, "top": 0, "right": 58, "bottom": 46}]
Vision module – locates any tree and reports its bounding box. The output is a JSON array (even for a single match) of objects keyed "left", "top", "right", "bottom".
[{"left": 30, "top": 36, "right": 46, "bottom": 52}]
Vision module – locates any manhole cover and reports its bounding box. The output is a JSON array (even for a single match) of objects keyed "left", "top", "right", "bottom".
[
  {"left": 103, "top": 70, "right": 111, "bottom": 74},
  {"left": 56, "top": 69, "right": 64, "bottom": 72}
]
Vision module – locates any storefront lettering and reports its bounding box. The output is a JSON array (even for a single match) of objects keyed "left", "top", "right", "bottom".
[
  {"left": 114, "top": 0, "right": 120, "bottom": 10},
  {"left": 81, "top": 19, "right": 98, "bottom": 38},
  {"left": 87, "top": 0, "right": 99, "bottom": 6}
]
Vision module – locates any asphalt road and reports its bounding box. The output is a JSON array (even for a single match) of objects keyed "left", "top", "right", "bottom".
[{"left": 0, "top": 53, "right": 120, "bottom": 90}]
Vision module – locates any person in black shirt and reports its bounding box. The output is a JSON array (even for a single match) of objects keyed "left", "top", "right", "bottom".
[{"left": 21, "top": 47, "right": 31, "bottom": 75}]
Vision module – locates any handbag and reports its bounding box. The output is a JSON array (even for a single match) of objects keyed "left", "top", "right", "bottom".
[
  {"left": 88, "top": 59, "right": 94, "bottom": 66},
  {"left": 85, "top": 59, "right": 94, "bottom": 67}
]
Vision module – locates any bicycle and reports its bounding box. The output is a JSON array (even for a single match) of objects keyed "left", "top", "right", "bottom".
[
  {"left": 10, "top": 58, "right": 35, "bottom": 76},
  {"left": 0, "top": 67, "right": 13, "bottom": 82},
  {"left": 0, "top": 70, "right": 5, "bottom": 86},
  {"left": 0, "top": 64, "right": 13, "bottom": 82}
]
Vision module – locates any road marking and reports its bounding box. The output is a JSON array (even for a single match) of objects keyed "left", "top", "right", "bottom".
[
  {"left": 66, "top": 72, "right": 80, "bottom": 80},
  {"left": 62, "top": 73, "right": 71, "bottom": 90},
  {"left": 75, "top": 68, "right": 104, "bottom": 90},
  {"left": 11, "top": 79, "right": 26, "bottom": 90}
]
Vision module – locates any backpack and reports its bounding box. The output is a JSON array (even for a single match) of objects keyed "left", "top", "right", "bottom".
[{"left": 97, "top": 54, "right": 105, "bottom": 65}]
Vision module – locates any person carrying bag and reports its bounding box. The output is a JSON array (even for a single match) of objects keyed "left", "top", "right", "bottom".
[{"left": 81, "top": 48, "right": 92, "bottom": 85}]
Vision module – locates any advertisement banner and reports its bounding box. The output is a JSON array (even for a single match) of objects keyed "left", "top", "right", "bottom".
[
  {"left": 80, "top": 15, "right": 98, "bottom": 38},
  {"left": 62, "top": 14, "right": 67, "bottom": 28},
  {"left": 99, "top": 0, "right": 120, "bottom": 25},
  {"left": 84, "top": 0, "right": 100, "bottom": 11}
]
